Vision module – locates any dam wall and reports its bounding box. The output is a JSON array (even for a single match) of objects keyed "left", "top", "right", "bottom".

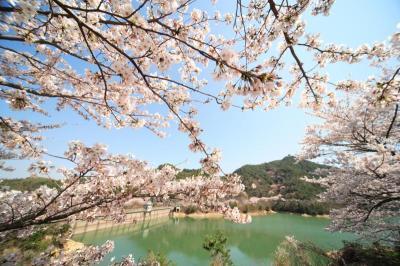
[{"left": 71, "top": 207, "right": 172, "bottom": 236}]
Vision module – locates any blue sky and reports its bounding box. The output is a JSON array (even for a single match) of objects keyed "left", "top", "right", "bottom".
[{"left": 1, "top": 0, "right": 399, "bottom": 178}]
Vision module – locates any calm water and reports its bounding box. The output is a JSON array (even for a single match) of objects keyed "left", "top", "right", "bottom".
[{"left": 73, "top": 213, "right": 354, "bottom": 265}]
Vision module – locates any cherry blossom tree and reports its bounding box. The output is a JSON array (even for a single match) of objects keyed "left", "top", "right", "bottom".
[
  {"left": 0, "top": 0, "right": 398, "bottom": 263},
  {"left": 300, "top": 36, "right": 399, "bottom": 243}
]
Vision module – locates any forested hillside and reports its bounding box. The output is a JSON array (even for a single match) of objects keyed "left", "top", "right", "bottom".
[
  {"left": 0, "top": 177, "right": 61, "bottom": 191},
  {"left": 234, "top": 155, "right": 330, "bottom": 199}
]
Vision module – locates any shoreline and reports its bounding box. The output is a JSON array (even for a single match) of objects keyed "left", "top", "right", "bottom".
[
  {"left": 172, "top": 210, "right": 277, "bottom": 219},
  {"left": 173, "top": 210, "right": 330, "bottom": 219}
]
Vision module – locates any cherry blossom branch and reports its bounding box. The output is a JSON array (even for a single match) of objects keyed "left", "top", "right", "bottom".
[
  {"left": 386, "top": 104, "right": 398, "bottom": 139},
  {"left": 268, "top": 0, "right": 319, "bottom": 103}
]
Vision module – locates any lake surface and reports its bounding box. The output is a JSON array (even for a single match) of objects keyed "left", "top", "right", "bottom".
[{"left": 73, "top": 213, "right": 355, "bottom": 265}]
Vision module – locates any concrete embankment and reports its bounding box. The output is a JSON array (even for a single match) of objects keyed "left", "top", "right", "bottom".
[{"left": 71, "top": 207, "right": 171, "bottom": 236}]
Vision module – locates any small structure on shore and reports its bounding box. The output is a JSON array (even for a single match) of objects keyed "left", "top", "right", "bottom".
[{"left": 144, "top": 201, "right": 153, "bottom": 212}]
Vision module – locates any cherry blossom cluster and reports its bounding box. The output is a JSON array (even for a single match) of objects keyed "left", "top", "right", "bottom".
[
  {"left": 0, "top": 117, "right": 59, "bottom": 158},
  {"left": 220, "top": 0, "right": 393, "bottom": 111},
  {"left": 170, "top": 173, "right": 245, "bottom": 213},
  {"left": 223, "top": 206, "right": 252, "bottom": 224}
]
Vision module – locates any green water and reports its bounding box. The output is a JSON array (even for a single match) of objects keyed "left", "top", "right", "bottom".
[{"left": 73, "top": 213, "right": 355, "bottom": 265}]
